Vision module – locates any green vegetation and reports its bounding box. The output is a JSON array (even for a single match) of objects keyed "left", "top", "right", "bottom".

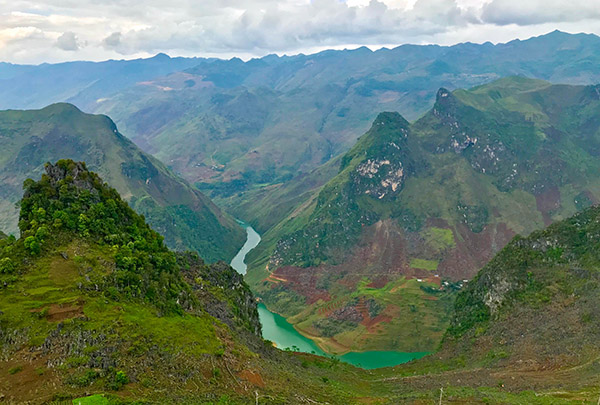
[
  {"left": 248, "top": 77, "right": 600, "bottom": 354},
  {"left": 2, "top": 162, "right": 600, "bottom": 403},
  {"left": 18, "top": 160, "right": 191, "bottom": 313},
  {"left": 422, "top": 227, "right": 455, "bottom": 252},
  {"left": 0, "top": 160, "right": 397, "bottom": 403},
  {"left": 72, "top": 394, "right": 110, "bottom": 405},
  {"left": 90, "top": 31, "right": 600, "bottom": 210},
  {"left": 410, "top": 258, "right": 438, "bottom": 271},
  {"left": 0, "top": 104, "right": 244, "bottom": 262}
]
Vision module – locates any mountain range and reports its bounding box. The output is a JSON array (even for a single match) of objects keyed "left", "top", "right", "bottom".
[
  {"left": 0, "top": 54, "right": 202, "bottom": 111},
  {"left": 2, "top": 159, "right": 600, "bottom": 403},
  {"left": 2, "top": 29, "right": 600, "bottom": 403},
  {"left": 3, "top": 32, "right": 600, "bottom": 204},
  {"left": 245, "top": 76, "right": 600, "bottom": 353},
  {"left": 92, "top": 30, "right": 600, "bottom": 198}
]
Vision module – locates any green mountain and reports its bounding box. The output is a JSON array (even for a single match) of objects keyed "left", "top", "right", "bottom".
[
  {"left": 0, "top": 104, "right": 244, "bottom": 262},
  {"left": 367, "top": 203, "right": 600, "bottom": 403},
  {"left": 0, "top": 160, "right": 381, "bottom": 403},
  {"left": 419, "top": 202, "right": 600, "bottom": 398},
  {"left": 2, "top": 160, "right": 599, "bottom": 404},
  {"left": 445, "top": 203, "right": 600, "bottom": 364},
  {"left": 91, "top": 31, "right": 600, "bottom": 203},
  {"left": 246, "top": 77, "right": 600, "bottom": 354}
]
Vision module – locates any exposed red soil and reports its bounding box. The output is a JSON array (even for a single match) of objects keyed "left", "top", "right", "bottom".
[
  {"left": 270, "top": 217, "right": 517, "bottom": 333},
  {"left": 366, "top": 276, "right": 389, "bottom": 288},
  {"left": 0, "top": 352, "right": 59, "bottom": 403},
  {"left": 362, "top": 313, "right": 393, "bottom": 330},
  {"left": 30, "top": 300, "right": 85, "bottom": 322},
  {"left": 271, "top": 266, "right": 331, "bottom": 304},
  {"left": 237, "top": 369, "right": 265, "bottom": 388},
  {"left": 47, "top": 303, "right": 84, "bottom": 321},
  {"left": 535, "top": 186, "right": 561, "bottom": 226},
  {"left": 317, "top": 298, "right": 346, "bottom": 315},
  {"left": 438, "top": 221, "right": 515, "bottom": 281}
]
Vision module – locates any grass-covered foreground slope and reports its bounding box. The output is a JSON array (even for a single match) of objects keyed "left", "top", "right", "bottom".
[
  {"left": 247, "top": 77, "right": 600, "bottom": 354},
  {"left": 0, "top": 160, "right": 386, "bottom": 404},
  {"left": 0, "top": 104, "right": 244, "bottom": 262},
  {"left": 1, "top": 163, "right": 599, "bottom": 403}
]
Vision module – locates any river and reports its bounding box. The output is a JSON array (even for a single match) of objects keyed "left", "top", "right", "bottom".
[{"left": 230, "top": 222, "right": 428, "bottom": 369}]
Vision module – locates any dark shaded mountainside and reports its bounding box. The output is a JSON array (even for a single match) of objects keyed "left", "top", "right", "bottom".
[
  {"left": 2, "top": 161, "right": 600, "bottom": 404},
  {"left": 91, "top": 31, "right": 600, "bottom": 200},
  {"left": 0, "top": 103, "right": 244, "bottom": 262},
  {"left": 245, "top": 77, "right": 600, "bottom": 354}
]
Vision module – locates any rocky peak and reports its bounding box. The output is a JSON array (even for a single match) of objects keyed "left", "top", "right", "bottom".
[
  {"left": 433, "top": 87, "right": 460, "bottom": 116},
  {"left": 43, "top": 160, "right": 98, "bottom": 193},
  {"left": 370, "top": 112, "right": 410, "bottom": 136},
  {"left": 436, "top": 87, "right": 451, "bottom": 100}
]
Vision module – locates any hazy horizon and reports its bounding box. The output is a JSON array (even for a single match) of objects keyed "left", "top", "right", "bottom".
[
  {"left": 2, "top": 0, "right": 600, "bottom": 64},
  {"left": 1, "top": 28, "right": 596, "bottom": 66}
]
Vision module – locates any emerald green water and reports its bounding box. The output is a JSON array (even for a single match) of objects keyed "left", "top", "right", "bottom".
[{"left": 232, "top": 222, "right": 429, "bottom": 369}]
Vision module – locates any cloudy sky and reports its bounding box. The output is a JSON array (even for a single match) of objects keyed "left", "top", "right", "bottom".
[{"left": 2, "top": 0, "right": 600, "bottom": 64}]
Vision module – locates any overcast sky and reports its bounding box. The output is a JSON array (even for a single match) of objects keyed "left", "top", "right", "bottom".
[{"left": 2, "top": 0, "right": 600, "bottom": 64}]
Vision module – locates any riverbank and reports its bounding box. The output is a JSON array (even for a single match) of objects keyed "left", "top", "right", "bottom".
[{"left": 231, "top": 221, "right": 429, "bottom": 369}]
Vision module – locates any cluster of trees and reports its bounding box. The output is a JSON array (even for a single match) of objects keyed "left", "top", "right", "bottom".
[{"left": 14, "top": 160, "right": 193, "bottom": 313}]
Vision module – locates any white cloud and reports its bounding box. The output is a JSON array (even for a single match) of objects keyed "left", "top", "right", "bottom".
[
  {"left": 0, "top": 0, "right": 599, "bottom": 63},
  {"left": 482, "top": 0, "right": 600, "bottom": 25},
  {"left": 55, "top": 31, "right": 81, "bottom": 50}
]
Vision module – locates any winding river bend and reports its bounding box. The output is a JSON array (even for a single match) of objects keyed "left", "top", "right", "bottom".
[{"left": 230, "top": 222, "right": 428, "bottom": 369}]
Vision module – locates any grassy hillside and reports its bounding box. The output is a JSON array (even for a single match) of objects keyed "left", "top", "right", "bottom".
[
  {"left": 0, "top": 103, "right": 244, "bottom": 262},
  {"left": 247, "top": 77, "right": 600, "bottom": 354},
  {"left": 445, "top": 203, "right": 600, "bottom": 364},
  {"left": 2, "top": 160, "right": 600, "bottom": 404},
  {"left": 0, "top": 160, "right": 380, "bottom": 403}
]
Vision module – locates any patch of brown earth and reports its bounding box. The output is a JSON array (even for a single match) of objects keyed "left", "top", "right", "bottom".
[
  {"left": 237, "top": 370, "right": 265, "bottom": 388},
  {"left": 272, "top": 219, "right": 411, "bottom": 303},
  {"left": 0, "top": 352, "right": 59, "bottom": 403},
  {"left": 271, "top": 266, "right": 330, "bottom": 304},
  {"left": 535, "top": 186, "right": 561, "bottom": 226},
  {"left": 438, "top": 221, "right": 515, "bottom": 281},
  {"left": 317, "top": 298, "right": 345, "bottom": 315},
  {"left": 367, "top": 276, "right": 389, "bottom": 288},
  {"left": 30, "top": 300, "right": 85, "bottom": 322},
  {"left": 47, "top": 302, "right": 84, "bottom": 321},
  {"left": 362, "top": 313, "right": 393, "bottom": 330}
]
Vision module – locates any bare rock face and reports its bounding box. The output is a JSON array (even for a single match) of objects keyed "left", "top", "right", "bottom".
[{"left": 44, "top": 161, "right": 98, "bottom": 193}]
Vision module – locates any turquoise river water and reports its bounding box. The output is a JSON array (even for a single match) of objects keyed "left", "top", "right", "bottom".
[{"left": 230, "top": 222, "right": 428, "bottom": 369}]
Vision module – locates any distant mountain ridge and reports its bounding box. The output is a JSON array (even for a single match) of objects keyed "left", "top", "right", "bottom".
[
  {"left": 90, "top": 31, "right": 600, "bottom": 198},
  {"left": 245, "top": 77, "right": 600, "bottom": 354},
  {"left": 0, "top": 103, "right": 244, "bottom": 262},
  {"left": 0, "top": 54, "right": 203, "bottom": 111},
  {"left": 3, "top": 32, "right": 600, "bottom": 208}
]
